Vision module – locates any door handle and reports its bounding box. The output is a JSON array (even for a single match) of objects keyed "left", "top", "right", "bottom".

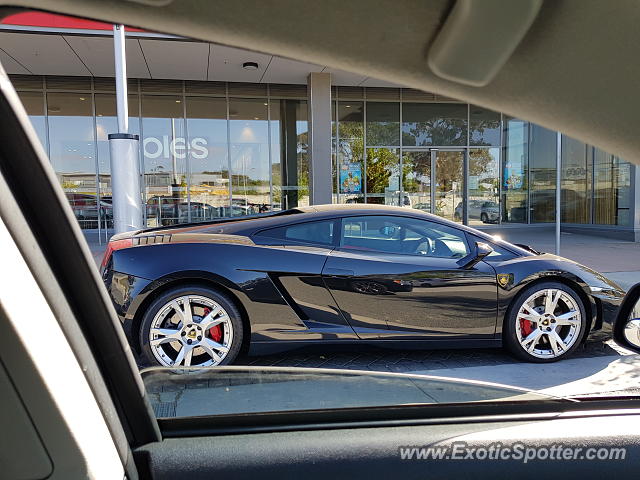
[{"left": 323, "top": 268, "right": 355, "bottom": 277}]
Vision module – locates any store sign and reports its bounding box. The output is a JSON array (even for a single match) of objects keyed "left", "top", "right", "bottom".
[{"left": 143, "top": 136, "right": 208, "bottom": 160}]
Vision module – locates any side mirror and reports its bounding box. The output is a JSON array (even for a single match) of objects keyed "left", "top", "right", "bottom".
[
  {"left": 613, "top": 283, "right": 640, "bottom": 352},
  {"left": 457, "top": 242, "right": 493, "bottom": 269}
]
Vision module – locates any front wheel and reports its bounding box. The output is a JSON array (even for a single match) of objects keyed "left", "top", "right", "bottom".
[
  {"left": 504, "top": 282, "right": 587, "bottom": 362},
  {"left": 139, "top": 285, "right": 243, "bottom": 367}
]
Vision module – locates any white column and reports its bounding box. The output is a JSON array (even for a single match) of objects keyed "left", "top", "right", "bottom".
[
  {"left": 307, "top": 72, "right": 332, "bottom": 205},
  {"left": 109, "top": 24, "right": 143, "bottom": 233}
]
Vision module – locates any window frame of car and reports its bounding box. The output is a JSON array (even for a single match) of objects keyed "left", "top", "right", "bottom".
[
  {"left": 251, "top": 218, "right": 341, "bottom": 248},
  {"left": 336, "top": 214, "right": 471, "bottom": 259}
]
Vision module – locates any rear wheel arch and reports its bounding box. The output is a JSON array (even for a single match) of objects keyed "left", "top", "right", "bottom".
[{"left": 130, "top": 275, "right": 251, "bottom": 356}]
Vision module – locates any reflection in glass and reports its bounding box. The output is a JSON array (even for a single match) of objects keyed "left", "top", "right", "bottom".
[
  {"left": 435, "top": 150, "right": 464, "bottom": 222},
  {"left": 402, "top": 103, "right": 467, "bottom": 146},
  {"left": 402, "top": 151, "right": 431, "bottom": 212},
  {"left": 47, "top": 92, "right": 97, "bottom": 229},
  {"left": 141, "top": 95, "right": 187, "bottom": 226},
  {"left": 186, "top": 96, "right": 228, "bottom": 221},
  {"left": 594, "top": 150, "right": 631, "bottom": 226},
  {"left": 468, "top": 148, "right": 500, "bottom": 225},
  {"left": 502, "top": 117, "right": 528, "bottom": 223},
  {"left": 366, "top": 102, "right": 399, "bottom": 146},
  {"left": 529, "top": 125, "right": 556, "bottom": 223},
  {"left": 469, "top": 106, "right": 501, "bottom": 146},
  {"left": 229, "top": 98, "right": 269, "bottom": 215},
  {"left": 365, "top": 148, "right": 400, "bottom": 205},
  {"left": 336, "top": 102, "right": 364, "bottom": 204},
  {"left": 17, "top": 91, "right": 47, "bottom": 150},
  {"left": 561, "top": 137, "right": 590, "bottom": 224},
  {"left": 271, "top": 100, "right": 309, "bottom": 210}
]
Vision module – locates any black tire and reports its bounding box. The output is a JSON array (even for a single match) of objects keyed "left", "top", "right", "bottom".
[
  {"left": 503, "top": 281, "right": 587, "bottom": 363},
  {"left": 139, "top": 285, "right": 244, "bottom": 367},
  {"left": 480, "top": 213, "right": 488, "bottom": 223}
]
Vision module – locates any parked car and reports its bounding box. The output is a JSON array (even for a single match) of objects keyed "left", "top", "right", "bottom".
[
  {"left": 454, "top": 200, "right": 500, "bottom": 223},
  {"left": 101, "top": 204, "right": 624, "bottom": 367}
]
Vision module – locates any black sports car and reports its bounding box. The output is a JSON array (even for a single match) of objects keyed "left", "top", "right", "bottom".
[{"left": 101, "top": 205, "right": 625, "bottom": 366}]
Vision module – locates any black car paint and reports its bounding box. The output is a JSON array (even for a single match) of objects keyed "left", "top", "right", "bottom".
[{"left": 104, "top": 205, "right": 624, "bottom": 356}]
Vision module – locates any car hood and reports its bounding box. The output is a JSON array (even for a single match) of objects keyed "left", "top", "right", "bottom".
[{"left": 141, "top": 366, "right": 564, "bottom": 418}]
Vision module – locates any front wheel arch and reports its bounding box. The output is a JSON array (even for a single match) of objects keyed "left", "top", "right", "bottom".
[
  {"left": 130, "top": 276, "right": 251, "bottom": 358},
  {"left": 502, "top": 276, "right": 594, "bottom": 350}
]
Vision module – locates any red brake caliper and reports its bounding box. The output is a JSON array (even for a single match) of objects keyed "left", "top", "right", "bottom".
[
  {"left": 519, "top": 318, "right": 534, "bottom": 337},
  {"left": 203, "top": 307, "right": 222, "bottom": 342}
]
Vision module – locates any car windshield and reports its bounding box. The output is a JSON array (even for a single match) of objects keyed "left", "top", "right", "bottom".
[{"left": 3, "top": 10, "right": 640, "bottom": 424}]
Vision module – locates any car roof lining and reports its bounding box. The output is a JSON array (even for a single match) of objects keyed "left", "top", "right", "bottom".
[{"left": 1, "top": 0, "right": 639, "bottom": 164}]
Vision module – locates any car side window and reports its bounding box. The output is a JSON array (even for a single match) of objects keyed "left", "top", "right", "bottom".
[
  {"left": 340, "top": 216, "right": 469, "bottom": 258},
  {"left": 254, "top": 220, "right": 336, "bottom": 246}
]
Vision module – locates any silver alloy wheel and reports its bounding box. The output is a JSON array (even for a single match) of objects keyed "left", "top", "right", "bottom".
[
  {"left": 149, "top": 295, "right": 233, "bottom": 367},
  {"left": 515, "top": 288, "right": 582, "bottom": 359}
]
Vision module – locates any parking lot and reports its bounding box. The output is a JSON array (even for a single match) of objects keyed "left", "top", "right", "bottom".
[{"left": 89, "top": 226, "right": 640, "bottom": 397}]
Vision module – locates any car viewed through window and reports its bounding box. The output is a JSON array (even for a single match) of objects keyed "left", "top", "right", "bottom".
[
  {"left": 3, "top": 9, "right": 640, "bottom": 433},
  {"left": 341, "top": 215, "right": 469, "bottom": 257}
]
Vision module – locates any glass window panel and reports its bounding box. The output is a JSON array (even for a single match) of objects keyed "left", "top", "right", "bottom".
[
  {"left": 337, "top": 101, "right": 364, "bottom": 204},
  {"left": 402, "top": 151, "right": 431, "bottom": 213},
  {"left": 257, "top": 220, "right": 335, "bottom": 246},
  {"left": 229, "top": 98, "right": 269, "bottom": 215},
  {"left": 402, "top": 103, "right": 467, "bottom": 147},
  {"left": 435, "top": 150, "right": 464, "bottom": 223},
  {"left": 469, "top": 106, "right": 500, "bottom": 146},
  {"left": 529, "top": 125, "right": 557, "bottom": 223},
  {"left": 186, "top": 96, "right": 229, "bottom": 222},
  {"left": 341, "top": 215, "right": 469, "bottom": 257},
  {"left": 468, "top": 148, "right": 500, "bottom": 225},
  {"left": 365, "top": 148, "right": 400, "bottom": 205},
  {"left": 47, "top": 92, "right": 97, "bottom": 230},
  {"left": 561, "top": 137, "right": 590, "bottom": 224},
  {"left": 366, "top": 102, "right": 399, "bottom": 146},
  {"left": 95, "top": 93, "right": 140, "bottom": 229},
  {"left": 502, "top": 117, "right": 528, "bottom": 223},
  {"left": 141, "top": 95, "right": 187, "bottom": 226},
  {"left": 17, "top": 91, "right": 47, "bottom": 152},
  {"left": 594, "top": 150, "right": 631, "bottom": 226}
]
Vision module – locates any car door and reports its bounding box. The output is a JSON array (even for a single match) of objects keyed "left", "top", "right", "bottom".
[{"left": 322, "top": 215, "right": 498, "bottom": 340}]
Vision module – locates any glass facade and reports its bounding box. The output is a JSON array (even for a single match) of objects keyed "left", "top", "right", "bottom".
[
  {"left": 15, "top": 76, "right": 309, "bottom": 234},
  {"left": 14, "top": 76, "right": 634, "bottom": 237}
]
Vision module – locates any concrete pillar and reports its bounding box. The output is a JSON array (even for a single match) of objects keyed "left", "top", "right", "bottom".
[{"left": 307, "top": 72, "right": 332, "bottom": 205}]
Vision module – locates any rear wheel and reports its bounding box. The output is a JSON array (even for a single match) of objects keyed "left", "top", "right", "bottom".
[
  {"left": 480, "top": 212, "right": 488, "bottom": 223},
  {"left": 504, "top": 281, "right": 587, "bottom": 362},
  {"left": 139, "top": 285, "right": 243, "bottom": 367}
]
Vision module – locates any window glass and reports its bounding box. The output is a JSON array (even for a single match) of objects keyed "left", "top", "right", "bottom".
[
  {"left": 47, "top": 92, "right": 97, "bottom": 230},
  {"left": 468, "top": 148, "right": 500, "bottom": 225},
  {"left": 529, "top": 125, "right": 557, "bottom": 223},
  {"left": 502, "top": 117, "right": 528, "bottom": 223},
  {"left": 365, "top": 148, "right": 401, "bottom": 205},
  {"left": 561, "top": 137, "right": 590, "bottom": 224},
  {"left": 257, "top": 220, "right": 335, "bottom": 246},
  {"left": 401, "top": 103, "right": 467, "bottom": 146},
  {"left": 271, "top": 99, "right": 309, "bottom": 211},
  {"left": 16, "top": 91, "right": 47, "bottom": 150},
  {"left": 366, "top": 102, "right": 399, "bottom": 146},
  {"left": 186, "top": 96, "right": 228, "bottom": 222},
  {"left": 341, "top": 215, "right": 468, "bottom": 258},
  {"left": 336, "top": 101, "right": 364, "bottom": 204},
  {"left": 141, "top": 95, "right": 187, "bottom": 226},
  {"left": 229, "top": 98, "right": 269, "bottom": 216},
  {"left": 469, "top": 106, "right": 501, "bottom": 146},
  {"left": 594, "top": 150, "right": 631, "bottom": 225},
  {"left": 402, "top": 150, "right": 431, "bottom": 213}
]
